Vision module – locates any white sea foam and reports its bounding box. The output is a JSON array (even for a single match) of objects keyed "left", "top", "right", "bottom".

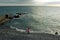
[
  {"left": 10, "top": 26, "right": 16, "bottom": 29},
  {"left": 10, "top": 26, "right": 58, "bottom": 35},
  {"left": 16, "top": 28, "right": 26, "bottom": 32}
]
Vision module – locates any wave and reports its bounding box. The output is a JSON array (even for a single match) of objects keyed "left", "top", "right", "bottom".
[
  {"left": 10, "top": 26, "right": 60, "bottom": 35},
  {"left": 10, "top": 26, "right": 50, "bottom": 34},
  {"left": 16, "top": 28, "right": 41, "bottom": 33},
  {"left": 10, "top": 26, "right": 40, "bottom": 33}
]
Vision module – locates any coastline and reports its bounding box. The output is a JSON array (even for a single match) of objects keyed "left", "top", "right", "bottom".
[{"left": 0, "top": 29, "right": 60, "bottom": 40}]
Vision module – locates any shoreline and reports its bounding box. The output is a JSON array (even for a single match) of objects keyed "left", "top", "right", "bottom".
[{"left": 0, "top": 29, "right": 60, "bottom": 40}]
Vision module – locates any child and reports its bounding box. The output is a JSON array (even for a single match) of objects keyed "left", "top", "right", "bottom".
[{"left": 26, "top": 27, "right": 30, "bottom": 34}]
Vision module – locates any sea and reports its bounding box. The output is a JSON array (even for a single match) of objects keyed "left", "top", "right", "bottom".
[{"left": 0, "top": 6, "right": 60, "bottom": 34}]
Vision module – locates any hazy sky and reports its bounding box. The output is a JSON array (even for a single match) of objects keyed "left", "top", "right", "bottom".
[
  {"left": 0, "top": 0, "right": 60, "bottom": 4},
  {"left": 0, "top": 0, "right": 33, "bottom": 4},
  {"left": 0, "top": 0, "right": 60, "bottom": 6}
]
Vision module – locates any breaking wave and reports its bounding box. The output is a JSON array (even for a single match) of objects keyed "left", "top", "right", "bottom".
[{"left": 10, "top": 26, "right": 55, "bottom": 35}]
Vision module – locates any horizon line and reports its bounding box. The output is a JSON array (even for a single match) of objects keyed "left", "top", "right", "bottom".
[
  {"left": 0, "top": 4, "right": 60, "bottom": 6},
  {"left": 0, "top": 4, "right": 46, "bottom": 6}
]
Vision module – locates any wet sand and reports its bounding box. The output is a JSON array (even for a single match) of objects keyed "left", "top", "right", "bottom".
[{"left": 0, "top": 29, "right": 60, "bottom": 40}]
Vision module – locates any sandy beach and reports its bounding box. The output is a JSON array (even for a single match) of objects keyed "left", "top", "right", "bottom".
[{"left": 0, "top": 29, "right": 59, "bottom": 40}]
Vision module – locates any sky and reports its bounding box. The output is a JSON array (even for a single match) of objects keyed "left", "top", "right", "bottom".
[{"left": 0, "top": 0, "right": 60, "bottom": 6}]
